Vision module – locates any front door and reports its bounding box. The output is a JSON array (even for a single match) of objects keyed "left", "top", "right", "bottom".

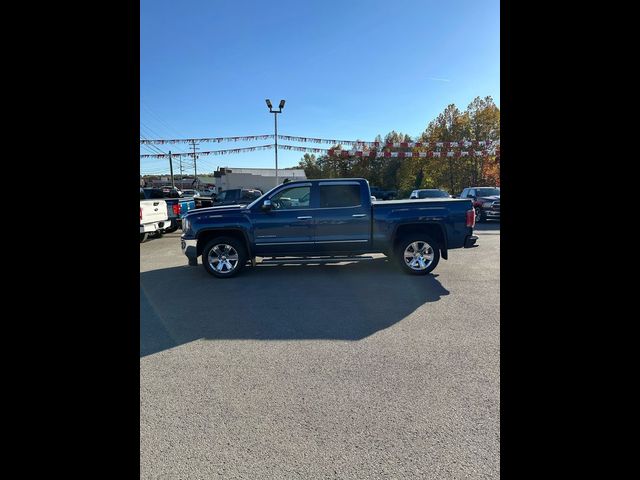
[{"left": 251, "top": 184, "right": 316, "bottom": 256}]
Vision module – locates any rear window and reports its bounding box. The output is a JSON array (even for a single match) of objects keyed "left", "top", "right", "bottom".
[
  {"left": 418, "top": 190, "right": 449, "bottom": 198},
  {"left": 319, "top": 184, "right": 361, "bottom": 208},
  {"left": 143, "top": 189, "right": 165, "bottom": 199}
]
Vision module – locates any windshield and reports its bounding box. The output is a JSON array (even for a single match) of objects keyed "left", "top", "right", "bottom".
[
  {"left": 418, "top": 190, "right": 449, "bottom": 198},
  {"left": 475, "top": 188, "right": 500, "bottom": 197}
]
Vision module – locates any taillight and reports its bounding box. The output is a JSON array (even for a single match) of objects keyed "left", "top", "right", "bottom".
[
  {"left": 173, "top": 204, "right": 180, "bottom": 215},
  {"left": 140, "top": 207, "right": 142, "bottom": 221},
  {"left": 466, "top": 209, "right": 475, "bottom": 228}
]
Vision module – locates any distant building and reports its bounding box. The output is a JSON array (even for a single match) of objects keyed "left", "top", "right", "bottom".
[
  {"left": 213, "top": 167, "right": 306, "bottom": 192},
  {"left": 140, "top": 167, "right": 305, "bottom": 193}
]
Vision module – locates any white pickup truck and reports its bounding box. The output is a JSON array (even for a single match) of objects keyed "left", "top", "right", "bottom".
[{"left": 140, "top": 197, "right": 169, "bottom": 243}]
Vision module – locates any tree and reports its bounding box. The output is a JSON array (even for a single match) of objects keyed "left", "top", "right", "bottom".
[
  {"left": 297, "top": 97, "right": 499, "bottom": 193},
  {"left": 297, "top": 153, "right": 322, "bottom": 178}
]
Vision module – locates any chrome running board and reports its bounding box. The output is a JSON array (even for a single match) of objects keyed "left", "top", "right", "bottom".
[{"left": 258, "top": 255, "right": 375, "bottom": 265}]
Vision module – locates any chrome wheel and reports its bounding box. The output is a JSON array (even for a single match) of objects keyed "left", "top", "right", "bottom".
[
  {"left": 208, "top": 244, "right": 239, "bottom": 273},
  {"left": 403, "top": 241, "right": 435, "bottom": 271}
]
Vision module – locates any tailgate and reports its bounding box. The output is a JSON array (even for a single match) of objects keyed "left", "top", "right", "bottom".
[{"left": 140, "top": 200, "right": 168, "bottom": 224}]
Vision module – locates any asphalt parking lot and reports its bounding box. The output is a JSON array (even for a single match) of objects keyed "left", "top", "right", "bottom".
[{"left": 140, "top": 222, "right": 500, "bottom": 479}]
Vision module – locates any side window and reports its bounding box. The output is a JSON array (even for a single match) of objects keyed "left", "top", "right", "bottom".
[
  {"left": 460, "top": 188, "right": 468, "bottom": 198},
  {"left": 217, "top": 191, "right": 226, "bottom": 201},
  {"left": 319, "top": 184, "right": 361, "bottom": 208},
  {"left": 468, "top": 189, "right": 476, "bottom": 198},
  {"left": 270, "top": 186, "right": 311, "bottom": 210}
]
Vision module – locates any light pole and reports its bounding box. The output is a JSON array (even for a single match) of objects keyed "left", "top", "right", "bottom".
[{"left": 265, "top": 99, "right": 285, "bottom": 185}]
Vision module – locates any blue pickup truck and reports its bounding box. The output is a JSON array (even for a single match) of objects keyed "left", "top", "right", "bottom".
[
  {"left": 140, "top": 188, "right": 195, "bottom": 233},
  {"left": 180, "top": 178, "right": 478, "bottom": 278}
]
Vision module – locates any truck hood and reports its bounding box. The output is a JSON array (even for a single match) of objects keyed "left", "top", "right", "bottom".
[
  {"left": 478, "top": 195, "right": 500, "bottom": 202},
  {"left": 185, "top": 204, "right": 248, "bottom": 218}
]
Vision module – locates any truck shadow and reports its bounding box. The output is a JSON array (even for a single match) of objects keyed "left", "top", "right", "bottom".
[{"left": 140, "top": 259, "right": 450, "bottom": 357}]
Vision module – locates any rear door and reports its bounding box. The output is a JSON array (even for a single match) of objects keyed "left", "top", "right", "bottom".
[{"left": 314, "top": 181, "right": 371, "bottom": 253}]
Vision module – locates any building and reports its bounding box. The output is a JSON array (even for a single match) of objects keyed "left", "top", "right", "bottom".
[
  {"left": 213, "top": 167, "right": 306, "bottom": 193},
  {"left": 141, "top": 167, "right": 306, "bottom": 193}
]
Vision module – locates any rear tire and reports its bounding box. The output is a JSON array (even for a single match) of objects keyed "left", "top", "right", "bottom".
[
  {"left": 202, "top": 236, "right": 247, "bottom": 278},
  {"left": 140, "top": 233, "right": 148, "bottom": 243},
  {"left": 163, "top": 225, "right": 179, "bottom": 233},
  {"left": 396, "top": 235, "right": 440, "bottom": 275}
]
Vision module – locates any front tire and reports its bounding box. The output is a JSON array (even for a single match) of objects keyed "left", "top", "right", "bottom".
[
  {"left": 475, "top": 207, "right": 486, "bottom": 223},
  {"left": 202, "top": 236, "right": 247, "bottom": 278},
  {"left": 140, "top": 232, "right": 148, "bottom": 243},
  {"left": 396, "top": 235, "right": 440, "bottom": 275},
  {"left": 163, "top": 225, "right": 179, "bottom": 233}
]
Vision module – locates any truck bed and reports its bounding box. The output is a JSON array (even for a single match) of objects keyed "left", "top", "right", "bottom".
[{"left": 371, "top": 197, "right": 474, "bottom": 250}]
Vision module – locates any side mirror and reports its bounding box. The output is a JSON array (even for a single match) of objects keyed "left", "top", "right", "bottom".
[{"left": 261, "top": 199, "right": 273, "bottom": 211}]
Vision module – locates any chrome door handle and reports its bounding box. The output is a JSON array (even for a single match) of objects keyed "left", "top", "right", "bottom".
[
  {"left": 297, "top": 216, "right": 313, "bottom": 219},
  {"left": 352, "top": 214, "right": 366, "bottom": 217}
]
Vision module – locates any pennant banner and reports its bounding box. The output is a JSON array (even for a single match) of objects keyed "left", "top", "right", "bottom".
[
  {"left": 278, "top": 135, "right": 493, "bottom": 148},
  {"left": 141, "top": 143, "right": 496, "bottom": 159},
  {"left": 140, "top": 134, "right": 274, "bottom": 145},
  {"left": 140, "top": 144, "right": 274, "bottom": 159},
  {"left": 141, "top": 133, "right": 494, "bottom": 148},
  {"left": 279, "top": 144, "right": 489, "bottom": 157}
]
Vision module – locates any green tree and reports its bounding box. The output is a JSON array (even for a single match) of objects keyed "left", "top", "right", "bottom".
[{"left": 297, "top": 153, "right": 322, "bottom": 178}]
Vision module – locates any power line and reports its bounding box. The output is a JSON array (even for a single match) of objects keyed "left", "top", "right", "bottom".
[{"left": 140, "top": 100, "right": 187, "bottom": 138}]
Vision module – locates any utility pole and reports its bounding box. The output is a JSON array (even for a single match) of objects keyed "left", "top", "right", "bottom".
[
  {"left": 169, "top": 150, "right": 175, "bottom": 188},
  {"left": 191, "top": 140, "right": 199, "bottom": 187}
]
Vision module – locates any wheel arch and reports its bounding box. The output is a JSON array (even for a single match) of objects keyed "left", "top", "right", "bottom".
[
  {"left": 392, "top": 222, "right": 448, "bottom": 259},
  {"left": 196, "top": 228, "right": 252, "bottom": 258}
]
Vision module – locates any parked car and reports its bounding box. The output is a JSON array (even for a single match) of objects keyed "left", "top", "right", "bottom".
[
  {"left": 409, "top": 189, "right": 452, "bottom": 199},
  {"left": 200, "top": 187, "right": 217, "bottom": 197},
  {"left": 459, "top": 187, "right": 500, "bottom": 222},
  {"left": 180, "top": 178, "right": 477, "bottom": 278},
  {"left": 141, "top": 188, "right": 196, "bottom": 232},
  {"left": 213, "top": 188, "right": 263, "bottom": 206},
  {"left": 369, "top": 186, "right": 397, "bottom": 200},
  {"left": 160, "top": 186, "right": 183, "bottom": 198},
  {"left": 182, "top": 189, "right": 200, "bottom": 197},
  {"left": 140, "top": 193, "right": 168, "bottom": 243}
]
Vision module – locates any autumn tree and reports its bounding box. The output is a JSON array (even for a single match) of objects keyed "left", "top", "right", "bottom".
[{"left": 297, "top": 97, "right": 499, "bottom": 194}]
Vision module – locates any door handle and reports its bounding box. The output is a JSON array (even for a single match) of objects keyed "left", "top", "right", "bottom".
[
  {"left": 352, "top": 214, "right": 366, "bottom": 217},
  {"left": 297, "top": 216, "right": 313, "bottom": 220}
]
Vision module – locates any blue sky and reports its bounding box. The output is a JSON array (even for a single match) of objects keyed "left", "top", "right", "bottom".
[{"left": 140, "top": 0, "right": 499, "bottom": 175}]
